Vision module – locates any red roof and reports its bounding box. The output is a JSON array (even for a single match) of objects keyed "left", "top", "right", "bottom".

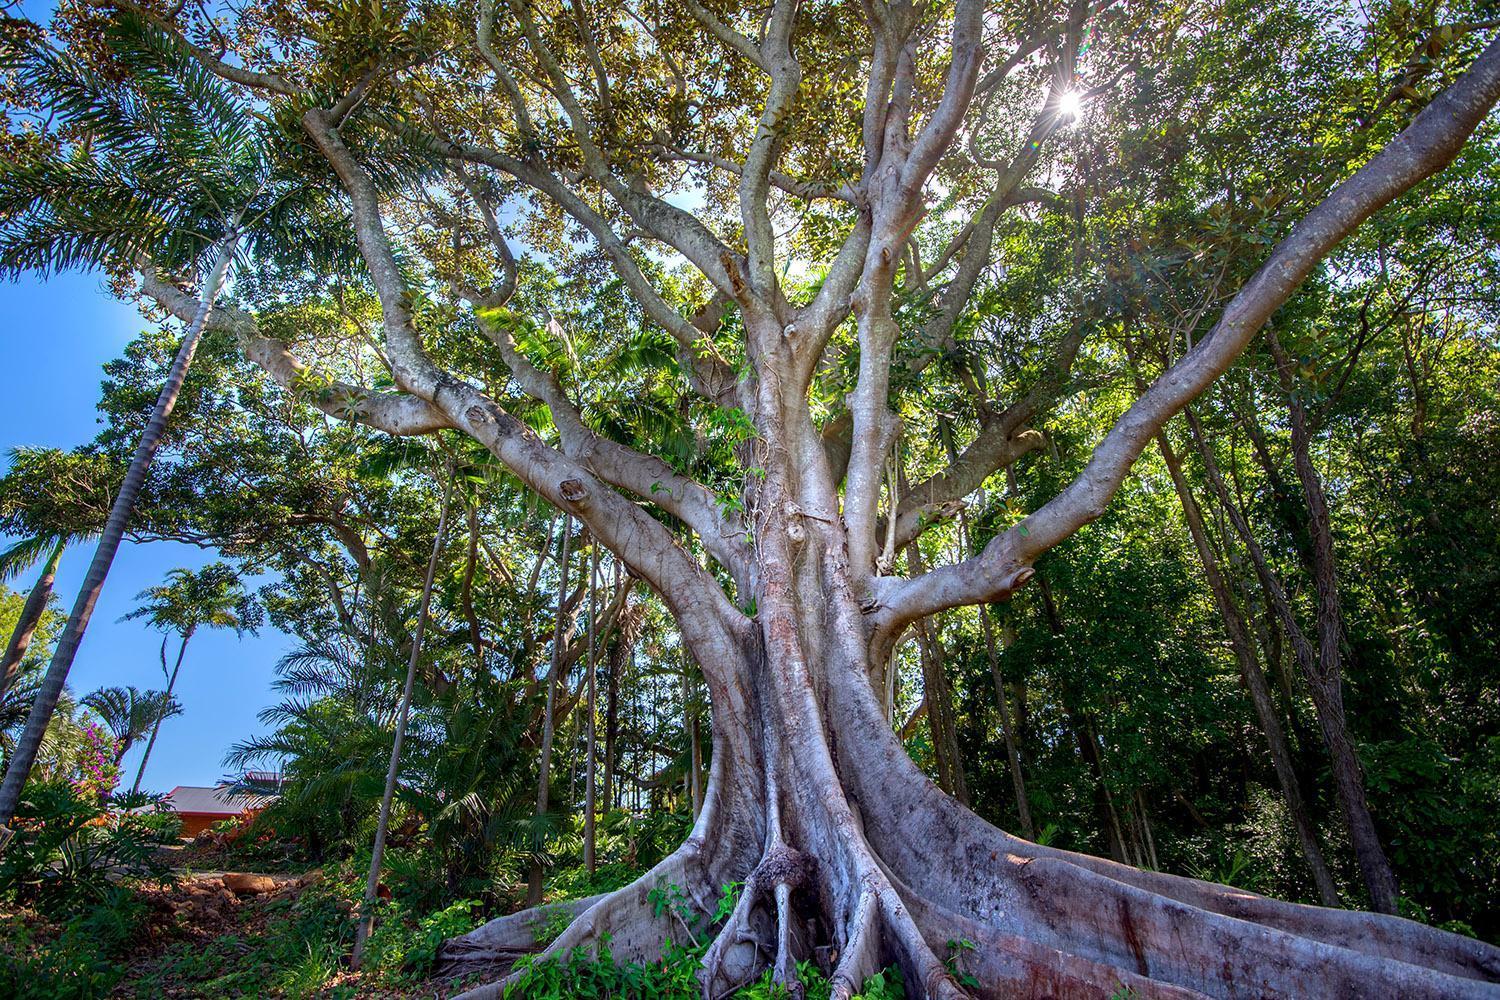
[{"left": 163, "top": 785, "right": 277, "bottom": 816}]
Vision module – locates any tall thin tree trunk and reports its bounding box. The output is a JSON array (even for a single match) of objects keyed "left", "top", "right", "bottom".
[
  {"left": 1267, "top": 330, "right": 1400, "bottom": 913},
  {"left": 1038, "top": 573, "right": 1128, "bottom": 861},
  {"left": 977, "top": 601, "right": 1034, "bottom": 840},
  {"left": 0, "top": 240, "right": 234, "bottom": 828},
  {"left": 583, "top": 543, "right": 599, "bottom": 875},
  {"left": 1187, "top": 404, "right": 1397, "bottom": 913},
  {"left": 905, "top": 543, "right": 969, "bottom": 805},
  {"left": 353, "top": 465, "right": 454, "bottom": 968},
  {"left": 130, "top": 634, "right": 190, "bottom": 796},
  {"left": 962, "top": 505, "right": 1034, "bottom": 839},
  {"left": 1156, "top": 427, "right": 1340, "bottom": 905},
  {"left": 528, "top": 515, "right": 572, "bottom": 905},
  {"left": 461, "top": 501, "right": 485, "bottom": 673},
  {"left": 0, "top": 538, "right": 65, "bottom": 698},
  {"left": 602, "top": 612, "right": 623, "bottom": 813}
]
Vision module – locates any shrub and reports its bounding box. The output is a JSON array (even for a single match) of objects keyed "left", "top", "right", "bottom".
[
  {"left": 0, "top": 781, "right": 172, "bottom": 916},
  {"left": 363, "top": 897, "right": 482, "bottom": 985},
  {"left": 0, "top": 887, "right": 142, "bottom": 1000}
]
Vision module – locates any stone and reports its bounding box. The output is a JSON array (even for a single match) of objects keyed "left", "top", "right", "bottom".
[{"left": 223, "top": 872, "right": 277, "bottom": 895}]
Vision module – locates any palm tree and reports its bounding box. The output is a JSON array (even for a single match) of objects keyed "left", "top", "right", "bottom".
[
  {"left": 80, "top": 685, "right": 183, "bottom": 765},
  {"left": 0, "top": 670, "right": 42, "bottom": 760},
  {"left": 0, "top": 12, "right": 336, "bottom": 826},
  {"left": 0, "top": 533, "right": 85, "bottom": 698},
  {"left": 121, "top": 563, "right": 256, "bottom": 794}
]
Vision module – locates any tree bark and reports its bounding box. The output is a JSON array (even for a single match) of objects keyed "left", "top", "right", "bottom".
[
  {"left": 0, "top": 537, "right": 64, "bottom": 699},
  {"left": 0, "top": 236, "right": 235, "bottom": 828}
]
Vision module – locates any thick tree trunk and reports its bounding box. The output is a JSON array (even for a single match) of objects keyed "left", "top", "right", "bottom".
[
  {"left": 441, "top": 367, "right": 1500, "bottom": 999},
  {"left": 0, "top": 538, "right": 64, "bottom": 699},
  {"left": 0, "top": 238, "right": 235, "bottom": 828},
  {"left": 1156, "top": 428, "right": 1341, "bottom": 906},
  {"left": 443, "top": 575, "right": 1500, "bottom": 999}
]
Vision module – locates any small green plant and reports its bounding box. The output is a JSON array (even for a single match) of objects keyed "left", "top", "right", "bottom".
[
  {"left": 533, "top": 904, "right": 577, "bottom": 946},
  {"left": 945, "top": 937, "right": 981, "bottom": 989},
  {"left": 713, "top": 880, "right": 745, "bottom": 924},
  {"left": 361, "top": 897, "right": 481, "bottom": 985},
  {"left": 648, "top": 878, "right": 700, "bottom": 943},
  {"left": 854, "top": 966, "right": 907, "bottom": 999}
]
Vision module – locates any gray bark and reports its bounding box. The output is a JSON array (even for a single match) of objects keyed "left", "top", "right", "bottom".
[{"left": 0, "top": 236, "right": 236, "bottom": 828}]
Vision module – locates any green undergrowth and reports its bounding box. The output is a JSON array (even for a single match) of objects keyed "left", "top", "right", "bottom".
[
  {"left": 507, "top": 936, "right": 907, "bottom": 1000},
  {"left": 507, "top": 880, "right": 908, "bottom": 999}
]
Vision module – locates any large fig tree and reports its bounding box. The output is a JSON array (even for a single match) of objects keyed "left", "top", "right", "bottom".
[{"left": 48, "top": 0, "right": 1500, "bottom": 995}]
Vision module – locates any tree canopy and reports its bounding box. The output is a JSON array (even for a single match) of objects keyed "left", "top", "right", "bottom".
[{"left": 2, "top": 0, "right": 1500, "bottom": 996}]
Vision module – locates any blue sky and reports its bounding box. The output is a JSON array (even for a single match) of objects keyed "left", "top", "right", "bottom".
[{"left": 1, "top": 271, "right": 292, "bottom": 790}]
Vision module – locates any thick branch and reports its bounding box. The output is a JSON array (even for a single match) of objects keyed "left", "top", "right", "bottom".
[{"left": 874, "top": 34, "right": 1500, "bottom": 636}]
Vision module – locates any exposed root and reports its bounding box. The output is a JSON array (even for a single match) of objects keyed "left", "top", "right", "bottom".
[
  {"left": 1045, "top": 848, "right": 1500, "bottom": 982},
  {"left": 899, "top": 883, "right": 1210, "bottom": 1000},
  {"left": 446, "top": 843, "right": 713, "bottom": 1000},
  {"left": 437, "top": 891, "right": 610, "bottom": 975},
  {"left": 1005, "top": 854, "right": 1500, "bottom": 1000},
  {"left": 699, "top": 864, "right": 769, "bottom": 998},
  {"left": 827, "top": 892, "right": 880, "bottom": 1000},
  {"left": 439, "top": 625, "right": 1500, "bottom": 1000}
]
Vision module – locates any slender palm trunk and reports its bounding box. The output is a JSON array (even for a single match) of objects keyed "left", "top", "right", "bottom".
[
  {"left": 130, "top": 634, "right": 190, "bottom": 796},
  {"left": 353, "top": 467, "right": 454, "bottom": 969},
  {"left": 528, "top": 515, "right": 572, "bottom": 905},
  {"left": 0, "top": 238, "right": 235, "bottom": 829},
  {"left": 0, "top": 538, "right": 65, "bottom": 698}
]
